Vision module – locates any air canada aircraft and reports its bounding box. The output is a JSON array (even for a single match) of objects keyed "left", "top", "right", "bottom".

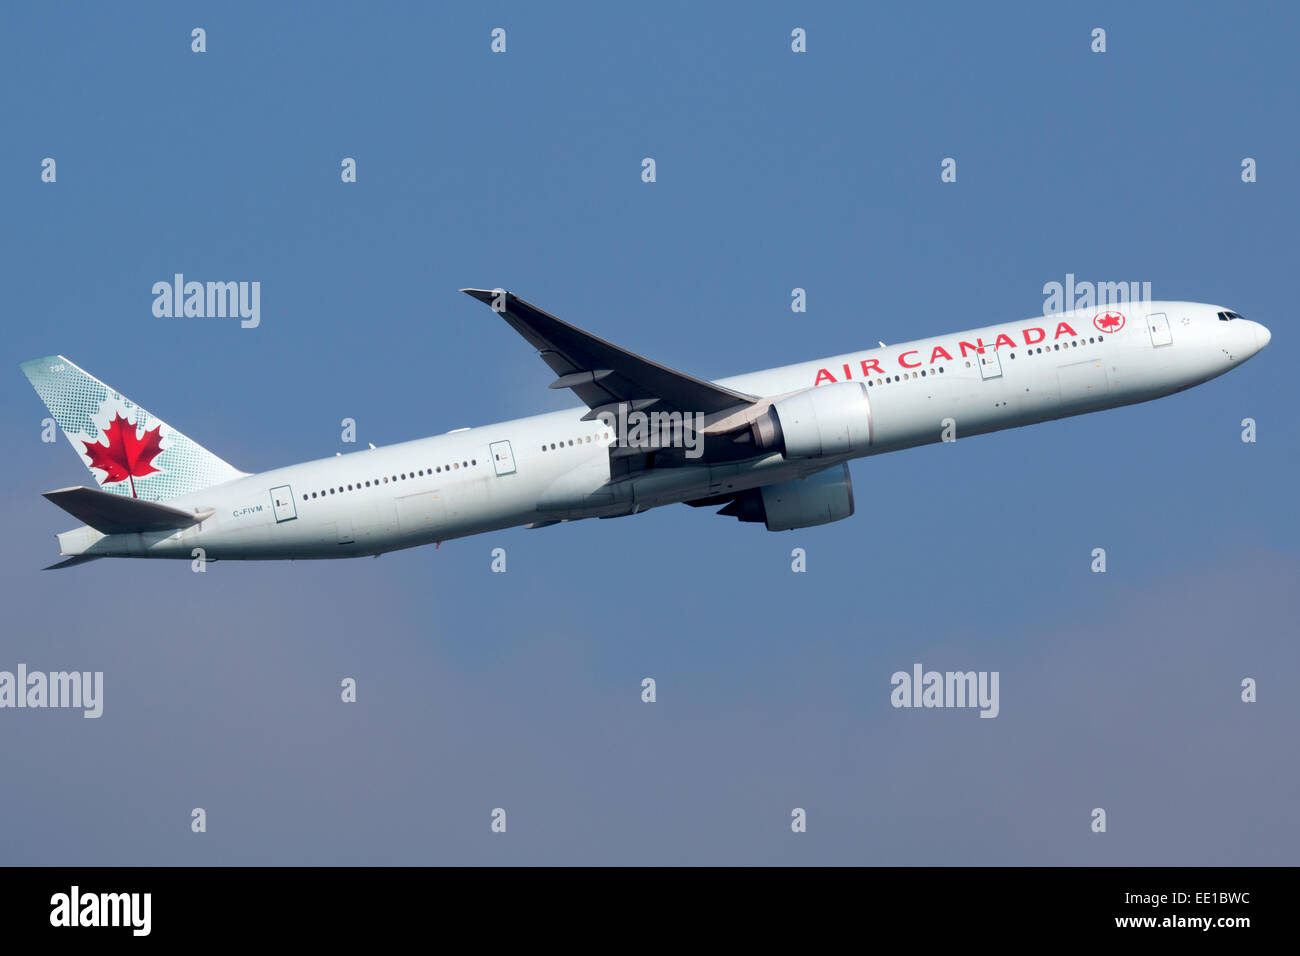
[{"left": 22, "top": 291, "right": 1269, "bottom": 568}]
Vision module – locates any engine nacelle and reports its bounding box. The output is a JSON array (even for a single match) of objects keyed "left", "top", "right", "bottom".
[
  {"left": 750, "top": 382, "right": 873, "bottom": 459},
  {"left": 719, "top": 463, "right": 855, "bottom": 531}
]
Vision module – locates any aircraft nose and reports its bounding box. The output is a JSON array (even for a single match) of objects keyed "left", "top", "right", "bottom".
[{"left": 1255, "top": 322, "right": 1271, "bottom": 351}]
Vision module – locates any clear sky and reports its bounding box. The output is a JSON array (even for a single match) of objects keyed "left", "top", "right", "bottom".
[{"left": 1, "top": 2, "right": 1296, "bottom": 864}]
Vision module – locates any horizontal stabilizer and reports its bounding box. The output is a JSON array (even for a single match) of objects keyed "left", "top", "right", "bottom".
[
  {"left": 43, "top": 554, "right": 104, "bottom": 571},
  {"left": 43, "top": 486, "right": 213, "bottom": 535}
]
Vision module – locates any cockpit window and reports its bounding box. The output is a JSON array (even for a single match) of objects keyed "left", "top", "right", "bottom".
[{"left": 1218, "top": 311, "right": 1244, "bottom": 321}]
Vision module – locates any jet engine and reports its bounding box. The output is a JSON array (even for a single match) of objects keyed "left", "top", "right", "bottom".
[
  {"left": 749, "top": 382, "right": 872, "bottom": 459},
  {"left": 717, "top": 463, "right": 855, "bottom": 531}
]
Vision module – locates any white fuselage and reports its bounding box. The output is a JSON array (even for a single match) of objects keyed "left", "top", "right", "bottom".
[{"left": 57, "top": 301, "right": 1269, "bottom": 560}]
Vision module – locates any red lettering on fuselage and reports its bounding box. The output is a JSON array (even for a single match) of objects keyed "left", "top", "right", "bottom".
[{"left": 814, "top": 320, "right": 1093, "bottom": 385}]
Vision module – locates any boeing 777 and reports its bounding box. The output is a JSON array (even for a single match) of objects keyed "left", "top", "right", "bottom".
[{"left": 21, "top": 291, "right": 1269, "bottom": 568}]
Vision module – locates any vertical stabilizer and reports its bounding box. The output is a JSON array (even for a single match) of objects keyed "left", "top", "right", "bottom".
[{"left": 20, "top": 355, "right": 245, "bottom": 501}]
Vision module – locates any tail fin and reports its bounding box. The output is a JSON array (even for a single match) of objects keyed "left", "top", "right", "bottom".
[{"left": 20, "top": 355, "right": 246, "bottom": 502}]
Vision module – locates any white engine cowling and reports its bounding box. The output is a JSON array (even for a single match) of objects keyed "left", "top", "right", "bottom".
[
  {"left": 751, "top": 382, "right": 873, "bottom": 459},
  {"left": 717, "top": 463, "right": 855, "bottom": 531},
  {"left": 761, "top": 463, "right": 855, "bottom": 530}
]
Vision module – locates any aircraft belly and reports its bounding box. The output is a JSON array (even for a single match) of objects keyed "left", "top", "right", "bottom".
[
  {"left": 356, "top": 500, "right": 397, "bottom": 549},
  {"left": 1057, "top": 358, "right": 1111, "bottom": 411},
  {"left": 537, "top": 455, "right": 625, "bottom": 518},
  {"left": 441, "top": 478, "right": 490, "bottom": 531},
  {"left": 395, "top": 489, "right": 447, "bottom": 541}
]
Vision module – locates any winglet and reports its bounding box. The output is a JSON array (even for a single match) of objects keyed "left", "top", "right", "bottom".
[{"left": 460, "top": 288, "right": 505, "bottom": 305}]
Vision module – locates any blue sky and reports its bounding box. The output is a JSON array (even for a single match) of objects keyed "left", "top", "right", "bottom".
[{"left": 1, "top": 2, "right": 1296, "bottom": 864}]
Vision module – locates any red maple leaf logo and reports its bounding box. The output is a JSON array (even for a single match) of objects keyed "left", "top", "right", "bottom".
[
  {"left": 82, "top": 412, "right": 163, "bottom": 498},
  {"left": 1093, "top": 311, "right": 1125, "bottom": 333}
]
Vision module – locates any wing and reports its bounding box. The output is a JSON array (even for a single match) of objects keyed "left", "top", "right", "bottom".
[{"left": 461, "top": 289, "right": 757, "bottom": 418}]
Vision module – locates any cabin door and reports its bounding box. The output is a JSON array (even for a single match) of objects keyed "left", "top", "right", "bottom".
[
  {"left": 1147, "top": 312, "right": 1173, "bottom": 348},
  {"left": 490, "top": 440, "right": 516, "bottom": 476}
]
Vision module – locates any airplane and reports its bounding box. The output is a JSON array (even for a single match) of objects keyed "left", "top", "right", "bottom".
[{"left": 21, "top": 291, "right": 1269, "bottom": 568}]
